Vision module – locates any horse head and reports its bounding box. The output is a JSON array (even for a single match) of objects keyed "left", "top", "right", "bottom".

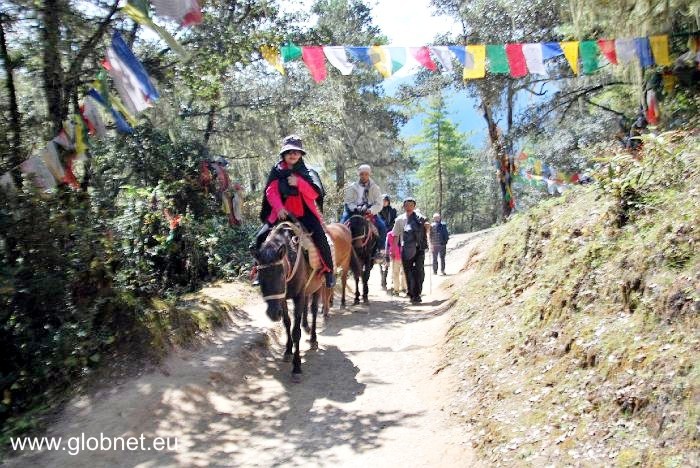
[
  {"left": 254, "top": 226, "right": 295, "bottom": 322},
  {"left": 345, "top": 213, "right": 372, "bottom": 250}
]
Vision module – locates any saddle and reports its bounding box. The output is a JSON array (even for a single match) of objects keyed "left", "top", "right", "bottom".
[{"left": 273, "top": 221, "right": 335, "bottom": 274}]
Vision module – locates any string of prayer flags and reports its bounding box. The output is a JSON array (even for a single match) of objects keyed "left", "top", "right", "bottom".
[
  {"left": 87, "top": 89, "right": 134, "bottom": 134},
  {"left": 259, "top": 33, "right": 678, "bottom": 82}
]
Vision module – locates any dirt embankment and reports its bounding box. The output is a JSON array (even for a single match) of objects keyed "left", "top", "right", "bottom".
[{"left": 444, "top": 132, "right": 699, "bottom": 466}]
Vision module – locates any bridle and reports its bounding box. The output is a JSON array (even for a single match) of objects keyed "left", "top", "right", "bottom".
[
  {"left": 257, "top": 222, "right": 304, "bottom": 301},
  {"left": 345, "top": 214, "right": 374, "bottom": 248}
]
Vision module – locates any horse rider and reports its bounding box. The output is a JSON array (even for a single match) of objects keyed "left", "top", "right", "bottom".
[
  {"left": 392, "top": 196, "right": 429, "bottom": 304},
  {"left": 251, "top": 135, "right": 335, "bottom": 288},
  {"left": 340, "top": 164, "right": 387, "bottom": 258}
]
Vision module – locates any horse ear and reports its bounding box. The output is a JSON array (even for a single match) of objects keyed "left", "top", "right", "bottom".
[{"left": 277, "top": 244, "right": 286, "bottom": 259}]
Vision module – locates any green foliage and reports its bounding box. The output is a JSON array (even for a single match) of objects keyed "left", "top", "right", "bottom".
[{"left": 411, "top": 97, "right": 493, "bottom": 231}]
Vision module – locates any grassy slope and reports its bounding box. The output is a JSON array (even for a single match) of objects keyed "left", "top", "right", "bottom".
[{"left": 447, "top": 131, "right": 699, "bottom": 467}]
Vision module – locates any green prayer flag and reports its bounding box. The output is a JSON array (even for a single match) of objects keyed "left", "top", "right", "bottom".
[
  {"left": 281, "top": 44, "right": 302, "bottom": 62},
  {"left": 580, "top": 41, "right": 599, "bottom": 75},
  {"left": 486, "top": 45, "right": 509, "bottom": 74}
]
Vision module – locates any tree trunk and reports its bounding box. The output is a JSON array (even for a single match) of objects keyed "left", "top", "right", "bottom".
[
  {"left": 481, "top": 99, "right": 512, "bottom": 219},
  {"left": 202, "top": 103, "right": 217, "bottom": 151},
  {"left": 42, "top": 0, "right": 66, "bottom": 135},
  {"left": 0, "top": 14, "right": 22, "bottom": 176}
]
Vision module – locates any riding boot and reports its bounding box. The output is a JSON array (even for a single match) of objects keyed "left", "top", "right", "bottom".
[{"left": 325, "top": 271, "right": 336, "bottom": 288}]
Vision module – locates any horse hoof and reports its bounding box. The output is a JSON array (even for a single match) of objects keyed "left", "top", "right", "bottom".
[
  {"left": 362, "top": 298, "right": 369, "bottom": 304},
  {"left": 310, "top": 341, "right": 318, "bottom": 351},
  {"left": 282, "top": 353, "right": 292, "bottom": 362},
  {"left": 303, "top": 325, "right": 311, "bottom": 334},
  {"left": 353, "top": 299, "right": 360, "bottom": 306},
  {"left": 291, "top": 373, "right": 302, "bottom": 383}
]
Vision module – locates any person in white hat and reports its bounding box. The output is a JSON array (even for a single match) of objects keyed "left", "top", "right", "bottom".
[{"left": 340, "top": 164, "right": 387, "bottom": 258}]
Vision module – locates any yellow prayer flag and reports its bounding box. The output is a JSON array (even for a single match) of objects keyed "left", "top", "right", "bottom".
[
  {"left": 534, "top": 160, "right": 542, "bottom": 176},
  {"left": 463, "top": 45, "right": 486, "bottom": 80},
  {"left": 560, "top": 41, "right": 579, "bottom": 75},
  {"left": 649, "top": 35, "right": 671, "bottom": 66},
  {"left": 370, "top": 45, "right": 392, "bottom": 78},
  {"left": 260, "top": 46, "right": 285, "bottom": 75},
  {"left": 72, "top": 114, "right": 87, "bottom": 157},
  {"left": 110, "top": 96, "right": 138, "bottom": 126}
]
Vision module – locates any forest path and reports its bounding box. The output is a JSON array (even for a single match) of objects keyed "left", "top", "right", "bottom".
[{"left": 10, "top": 232, "right": 491, "bottom": 467}]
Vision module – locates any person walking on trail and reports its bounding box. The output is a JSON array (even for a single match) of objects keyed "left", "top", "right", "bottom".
[
  {"left": 251, "top": 134, "right": 335, "bottom": 288},
  {"left": 386, "top": 229, "right": 406, "bottom": 295},
  {"left": 340, "top": 164, "right": 387, "bottom": 258},
  {"left": 379, "top": 194, "right": 397, "bottom": 230},
  {"left": 392, "top": 196, "right": 429, "bottom": 304},
  {"left": 429, "top": 213, "right": 449, "bottom": 275}
]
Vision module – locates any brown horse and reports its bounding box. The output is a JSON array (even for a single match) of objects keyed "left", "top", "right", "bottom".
[{"left": 324, "top": 222, "right": 360, "bottom": 311}]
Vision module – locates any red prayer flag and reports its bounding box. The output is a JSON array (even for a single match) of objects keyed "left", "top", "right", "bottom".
[
  {"left": 301, "top": 46, "right": 327, "bottom": 83},
  {"left": 411, "top": 47, "right": 437, "bottom": 71},
  {"left": 62, "top": 155, "right": 80, "bottom": 189},
  {"left": 505, "top": 44, "right": 527, "bottom": 78},
  {"left": 597, "top": 39, "right": 618, "bottom": 64}
]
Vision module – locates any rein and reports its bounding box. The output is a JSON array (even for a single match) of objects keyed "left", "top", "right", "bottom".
[
  {"left": 345, "top": 214, "right": 374, "bottom": 248},
  {"left": 258, "top": 222, "right": 305, "bottom": 300}
]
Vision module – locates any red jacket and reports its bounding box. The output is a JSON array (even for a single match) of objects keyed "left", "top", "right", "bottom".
[{"left": 265, "top": 162, "right": 324, "bottom": 225}]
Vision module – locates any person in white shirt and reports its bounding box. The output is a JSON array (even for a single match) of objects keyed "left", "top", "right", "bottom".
[{"left": 340, "top": 164, "right": 387, "bottom": 258}]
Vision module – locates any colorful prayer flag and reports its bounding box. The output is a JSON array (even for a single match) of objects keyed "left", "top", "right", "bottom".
[
  {"left": 323, "top": 47, "right": 354, "bottom": 75},
  {"left": 463, "top": 45, "right": 486, "bottom": 79},
  {"left": 410, "top": 47, "right": 437, "bottom": 71},
  {"left": 282, "top": 44, "right": 302, "bottom": 62},
  {"left": 505, "top": 44, "right": 527, "bottom": 77},
  {"left": 522, "top": 43, "right": 546, "bottom": 75},
  {"left": 649, "top": 35, "right": 671, "bottom": 66},
  {"left": 634, "top": 37, "right": 654, "bottom": 68},
  {"left": 597, "top": 39, "right": 618, "bottom": 64},
  {"left": 429, "top": 46, "right": 454, "bottom": 73},
  {"left": 150, "top": 0, "right": 202, "bottom": 26},
  {"left": 486, "top": 45, "right": 509, "bottom": 74},
  {"left": 542, "top": 42, "right": 563, "bottom": 59},
  {"left": 615, "top": 38, "right": 636, "bottom": 63},
  {"left": 370, "top": 45, "right": 392, "bottom": 78},
  {"left": 260, "top": 45, "right": 285, "bottom": 75},
  {"left": 301, "top": 46, "right": 327, "bottom": 83},
  {"left": 580, "top": 40, "right": 599, "bottom": 74},
  {"left": 346, "top": 47, "right": 372, "bottom": 65},
  {"left": 122, "top": 3, "right": 188, "bottom": 58},
  {"left": 560, "top": 41, "right": 579, "bottom": 75}
]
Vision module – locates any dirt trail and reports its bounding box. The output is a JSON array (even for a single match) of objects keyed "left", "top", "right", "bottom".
[{"left": 10, "top": 233, "right": 487, "bottom": 467}]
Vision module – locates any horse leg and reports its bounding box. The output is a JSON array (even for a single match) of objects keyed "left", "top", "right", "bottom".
[
  {"left": 353, "top": 273, "right": 361, "bottom": 305},
  {"left": 310, "top": 291, "right": 319, "bottom": 350},
  {"left": 291, "top": 295, "right": 304, "bottom": 381},
  {"left": 363, "top": 263, "right": 371, "bottom": 304},
  {"left": 341, "top": 269, "right": 348, "bottom": 308},
  {"left": 302, "top": 295, "right": 310, "bottom": 334},
  {"left": 282, "top": 300, "right": 293, "bottom": 362}
]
